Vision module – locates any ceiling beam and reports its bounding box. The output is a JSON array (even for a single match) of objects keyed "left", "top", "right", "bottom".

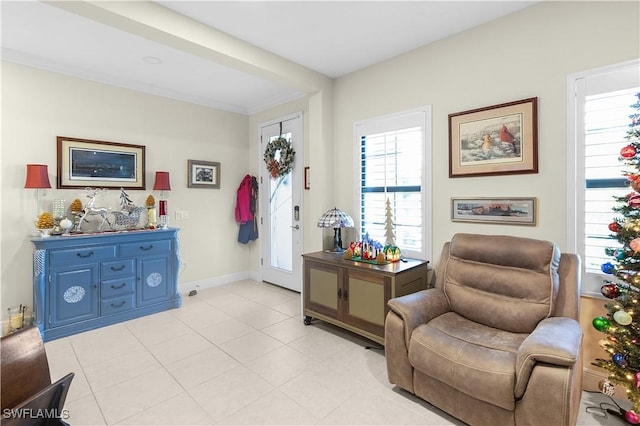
[{"left": 45, "top": 1, "right": 333, "bottom": 95}]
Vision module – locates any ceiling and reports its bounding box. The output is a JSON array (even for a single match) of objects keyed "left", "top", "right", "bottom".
[{"left": 1, "top": 1, "right": 536, "bottom": 115}]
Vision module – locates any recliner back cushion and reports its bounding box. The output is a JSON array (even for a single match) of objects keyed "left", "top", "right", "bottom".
[{"left": 444, "top": 233, "right": 560, "bottom": 333}]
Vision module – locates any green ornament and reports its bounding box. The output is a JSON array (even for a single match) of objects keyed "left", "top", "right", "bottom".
[
  {"left": 616, "top": 250, "right": 628, "bottom": 261},
  {"left": 593, "top": 316, "right": 611, "bottom": 332}
]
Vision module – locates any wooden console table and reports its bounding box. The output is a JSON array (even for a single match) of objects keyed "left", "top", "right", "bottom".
[{"left": 302, "top": 251, "right": 429, "bottom": 345}]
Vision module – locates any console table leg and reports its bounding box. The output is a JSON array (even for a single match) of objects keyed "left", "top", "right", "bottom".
[{"left": 303, "top": 315, "right": 313, "bottom": 325}]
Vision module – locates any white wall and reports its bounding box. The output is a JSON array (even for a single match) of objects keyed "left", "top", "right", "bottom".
[
  {"left": 331, "top": 1, "right": 640, "bottom": 259},
  {"left": 1, "top": 62, "right": 252, "bottom": 316}
]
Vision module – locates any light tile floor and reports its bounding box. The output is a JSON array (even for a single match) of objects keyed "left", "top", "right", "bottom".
[{"left": 45, "top": 279, "right": 627, "bottom": 425}]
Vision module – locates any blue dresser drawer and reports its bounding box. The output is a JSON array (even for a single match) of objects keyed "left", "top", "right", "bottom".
[
  {"left": 101, "top": 294, "right": 135, "bottom": 316},
  {"left": 50, "top": 245, "right": 115, "bottom": 265},
  {"left": 101, "top": 259, "right": 135, "bottom": 279},
  {"left": 120, "top": 240, "right": 171, "bottom": 257},
  {"left": 101, "top": 277, "right": 136, "bottom": 299}
]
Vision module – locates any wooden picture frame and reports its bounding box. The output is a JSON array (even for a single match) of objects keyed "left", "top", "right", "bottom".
[
  {"left": 57, "top": 136, "right": 145, "bottom": 189},
  {"left": 187, "top": 159, "right": 220, "bottom": 189},
  {"left": 451, "top": 197, "right": 537, "bottom": 225},
  {"left": 449, "top": 97, "right": 538, "bottom": 178}
]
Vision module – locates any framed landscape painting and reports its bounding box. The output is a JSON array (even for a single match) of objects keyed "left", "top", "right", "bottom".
[
  {"left": 449, "top": 97, "right": 538, "bottom": 178},
  {"left": 57, "top": 136, "right": 145, "bottom": 189},
  {"left": 451, "top": 197, "right": 537, "bottom": 225}
]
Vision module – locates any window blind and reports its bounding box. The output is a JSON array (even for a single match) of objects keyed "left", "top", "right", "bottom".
[
  {"left": 355, "top": 108, "right": 430, "bottom": 259},
  {"left": 583, "top": 89, "right": 638, "bottom": 274}
]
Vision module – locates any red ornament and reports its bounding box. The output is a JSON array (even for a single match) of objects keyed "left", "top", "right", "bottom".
[
  {"left": 621, "top": 145, "right": 637, "bottom": 158},
  {"left": 609, "top": 222, "right": 620, "bottom": 233},
  {"left": 601, "top": 283, "right": 620, "bottom": 299},
  {"left": 635, "top": 372, "right": 640, "bottom": 387},
  {"left": 630, "top": 195, "right": 640, "bottom": 208},
  {"left": 626, "top": 410, "right": 640, "bottom": 425}
]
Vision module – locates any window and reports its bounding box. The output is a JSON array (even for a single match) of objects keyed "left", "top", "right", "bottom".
[
  {"left": 568, "top": 61, "right": 640, "bottom": 295},
  {"left": 354, "top": 107, "right": 432, "bottom": 260}
]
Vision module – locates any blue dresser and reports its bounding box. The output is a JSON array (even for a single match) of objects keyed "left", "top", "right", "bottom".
[{"left": 31, "top": 228, "right": 182, "bottom": 341}]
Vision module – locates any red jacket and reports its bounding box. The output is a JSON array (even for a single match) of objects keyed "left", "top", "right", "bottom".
[{"left": 235, "top": 174, "right": 254, "bottom": 224}]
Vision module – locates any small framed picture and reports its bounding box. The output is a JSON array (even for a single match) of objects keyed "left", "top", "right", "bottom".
[
  {"left": 451, "top": 197, "right": 537, "bottom": 225},
  {"left": 304, "top": 166, "right": 310, "bottom": 189},
  {"left": 187, "top": 159, "right": 220, "bottom": 189}
]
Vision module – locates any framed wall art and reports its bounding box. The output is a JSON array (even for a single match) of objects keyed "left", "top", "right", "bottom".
[
  {"left": 57, "top": 136, "right": 145, "bottom": 189},
  {"left": 187, "top": 159, "right": 220, "bottom": 189},
  {"left": 449, "top": 97, "right": 538, "bottom": 178},
  {"left": 451, "top": 197, "right": 536, "bottom": 225}
]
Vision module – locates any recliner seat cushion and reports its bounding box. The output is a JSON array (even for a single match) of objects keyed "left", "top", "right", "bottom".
[
  {"left": 408, "top": 312, "right": 528, "bottom": 410},
  {"left": 444, "top": 234, "right": 560, "bottom": 333}
]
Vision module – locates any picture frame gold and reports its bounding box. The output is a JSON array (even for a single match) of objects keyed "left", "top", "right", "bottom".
[
  {"left": 187, "top": 159, "right": 220, "bottom": 189},
  {"left": 451, "top": 197, "right": 537, "bottom": 225},
  {"left": 57, "top": 136, "right": 145, "bottom": 189},
  {"left": 448, "top": 97, "right": 538, "bottom": 178}
]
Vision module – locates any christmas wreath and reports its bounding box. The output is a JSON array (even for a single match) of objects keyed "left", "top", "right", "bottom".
[{"left": 264, "top": 137, "right": 295, "bottom": 178}]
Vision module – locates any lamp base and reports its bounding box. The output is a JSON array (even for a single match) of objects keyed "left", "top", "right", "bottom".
[{"left": 330, "top": 228, "right": 344, "bottom": 252}]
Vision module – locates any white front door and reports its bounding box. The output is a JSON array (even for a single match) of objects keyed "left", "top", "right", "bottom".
[{"left": 259, "top": 114, "right": 303, "bottom": 292}]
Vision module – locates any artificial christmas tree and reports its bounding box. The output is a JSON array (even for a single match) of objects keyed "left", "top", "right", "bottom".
[{"left": 593, "top": 92, "right": 640, "bottom": 424}]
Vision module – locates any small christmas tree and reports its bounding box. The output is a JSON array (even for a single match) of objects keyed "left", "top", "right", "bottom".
[
  {"left": 593, "top": 92, "right": 640, "bottom": 424},
  {"left": 119, "top": 188, "right": 134, "bottom": 211},
  {"left": 384, "top": 197, "right": 396, "bottom": 246}
]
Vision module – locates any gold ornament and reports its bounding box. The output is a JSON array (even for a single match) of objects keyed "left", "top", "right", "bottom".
[
  {"left": 344, "top": 248, "right": 353, "bottom": 260},
  {"left": 70, "top": 198, "right": 83, "bottom": 212},
  {"left": 145, "top": 194, "right": 156, "bottom": 208},
  {"left": 36, "top": 212, "right": 55, "bottom": 229}
]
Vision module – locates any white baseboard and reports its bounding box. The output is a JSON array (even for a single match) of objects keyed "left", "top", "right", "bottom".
[{"left": 178, "top": 270, "right": 260, "bottom": 295}]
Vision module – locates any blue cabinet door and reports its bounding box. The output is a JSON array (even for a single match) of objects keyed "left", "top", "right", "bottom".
[
  {"left": 50, "top": 267, "right": 99, "bottom": 327},
  {"left": 137, "top": 256, "right": 170, "bottom": 306}
]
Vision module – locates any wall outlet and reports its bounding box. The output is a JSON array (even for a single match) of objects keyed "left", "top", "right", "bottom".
[{"left": 175, "top": 210, "right": 190, "bottom": 220}]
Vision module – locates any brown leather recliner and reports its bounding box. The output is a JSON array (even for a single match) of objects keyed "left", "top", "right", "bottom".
[{"left": 385, "top": 233, "right": 583, "bottom": 426}]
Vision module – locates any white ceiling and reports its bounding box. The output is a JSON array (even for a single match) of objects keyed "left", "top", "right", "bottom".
[{"left": 1, "top": 1, "right": 536, "bottom": 115}]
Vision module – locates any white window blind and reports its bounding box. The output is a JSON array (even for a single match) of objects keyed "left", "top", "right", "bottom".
[
  {"left": 569, "top": 60, "right": 640, "bottom": 295},
  {"left": 355, "top": 108, "right": 431, "bottom": 260},
  {"left": 584, "top": 89, "right": 639, "bottom": 274}
]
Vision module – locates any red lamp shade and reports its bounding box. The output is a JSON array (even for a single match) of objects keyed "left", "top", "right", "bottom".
[
  {"left": 153, "top": 172, "right": 171, "bottom": 191},
  {"left": 24, "top": 164, "right": 52, "bottom": 189}
]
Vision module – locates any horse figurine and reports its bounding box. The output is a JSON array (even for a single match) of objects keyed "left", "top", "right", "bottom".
[{"left": 77, "top": 188, "right": 111, "bottom": 231}]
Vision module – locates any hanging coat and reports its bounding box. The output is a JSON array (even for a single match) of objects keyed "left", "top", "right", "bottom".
[{"left": 236, "top": 175, "right": 259, "bottom": 244}]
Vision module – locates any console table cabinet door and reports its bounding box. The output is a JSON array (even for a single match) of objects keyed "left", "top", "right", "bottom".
[
  {"left": 304, "top": 262, "right": 340, "bottom": 320},
  {"left": 342, "top": 269, "right": 390, "bottom": 338},
  {"left": 137, "top": 256, "right": 170, "bottom": 306},
  {"left": 50, "top": 267, "right": 99, "bottom": 327}
]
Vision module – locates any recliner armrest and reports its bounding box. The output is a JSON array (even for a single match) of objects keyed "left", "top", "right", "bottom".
[
  {"left": 387, "top": 288, "right": 450, "bottom": 348},
  {"left": 514, "top": 317, "right": 582, "bottom": 398}
]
